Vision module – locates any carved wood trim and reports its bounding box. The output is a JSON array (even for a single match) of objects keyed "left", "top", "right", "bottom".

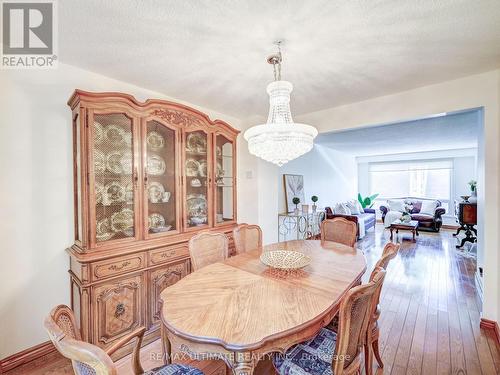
[{"left": 480, "top": 318, "right": 500, "bottom": 345}]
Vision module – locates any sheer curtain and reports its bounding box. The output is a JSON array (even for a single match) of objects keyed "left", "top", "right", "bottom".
[{"left": 369, "top": 160, "right": 452, "bottom": 211}]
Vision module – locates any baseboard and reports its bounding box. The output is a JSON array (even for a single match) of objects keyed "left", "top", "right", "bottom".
[
  {"left": 480, "top": 318, "right": 500, "bottom": 345},
  {"left": 0, "top": 341, "right": 60, "bottom": 373}
]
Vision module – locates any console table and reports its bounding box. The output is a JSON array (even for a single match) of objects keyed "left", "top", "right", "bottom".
[
  {"left": 453, "top": 202, "right": 477, "bottom": 248},
  {"left": 278, "top": 211, "right": 325, "bottom": 242}
]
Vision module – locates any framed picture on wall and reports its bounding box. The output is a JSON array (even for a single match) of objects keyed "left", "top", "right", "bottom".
[{"left": 283, "top": 174, "right": 305, "bottom": 213}]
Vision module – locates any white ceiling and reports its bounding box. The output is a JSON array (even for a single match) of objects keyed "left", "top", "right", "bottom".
[
  {"left": 315, "top": 110, "right": 480, "bottom": 156},
  {"left": 60, "top": 1, "right": 500, "bottom": 118}
]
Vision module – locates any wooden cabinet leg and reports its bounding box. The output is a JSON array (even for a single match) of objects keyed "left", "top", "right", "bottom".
[{"left": 161, "top": 323, "right": 171, "bottom": 365}]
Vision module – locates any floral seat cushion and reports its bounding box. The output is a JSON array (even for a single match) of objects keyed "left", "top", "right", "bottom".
[
  {"left": 272, "top": 328, "right": 337, "bottom": 375},
  {"left": 144, "top": 364, "right": 204, "bottom": 375}
]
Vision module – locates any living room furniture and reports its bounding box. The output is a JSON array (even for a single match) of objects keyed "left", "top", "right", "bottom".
[
  {"left": 67, "top": 90, "right": 239, "bottom": 365},
  {"left": 272, "top": 268, "right": 386, "bottom": 375},
  {"left": 324, "top": 207, "right": 377, "bottom": 237},
  {"left": 277, "top": 210, "right": 325, "bottom": 241},
  {"left": 233, "top": 224, "right": 263, "bottom": 254},
  {"left": 320, "top": 218, "right": 357, "bottom": 248},
  {"left": 160, "top": 240, "right": 366, "bottom": 375},
  {"left": 390, "top": 220, "right": 419, "bottom": 242},
  {"left": 380, "top": 198, "right": 446, "bottom": 232},
  {"left": 453, "top": 202, "right": 477, "bottom": 248},
  {"left": 44, "top": 305, "right": 203, "bottom": 375}
]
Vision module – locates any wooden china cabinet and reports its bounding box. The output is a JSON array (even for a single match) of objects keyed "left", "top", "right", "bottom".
[{"left": 67, "top": 90, "right": 239, "bottom": 363}]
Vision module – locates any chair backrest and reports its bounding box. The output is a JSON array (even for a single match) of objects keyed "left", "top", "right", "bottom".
[
  {"left": 188, "top": 231, "right": 229, "bottom": 271},
  {"left": 333, "top": 268, "right": 386, "bottom": 374},
  {"left": 233, "top": 224, "right": 262, "bottom": 254},
  {"left": 44, "top": 305, "right": 116, "bottom": 375},
  {"left": 321, "top": 218, "right": 357, "bottom": 248},
  {"left": 372, "top": 242, "right": 400, "bottom": 275}
]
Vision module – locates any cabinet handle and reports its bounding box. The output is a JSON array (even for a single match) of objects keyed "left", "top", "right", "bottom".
[
  {"left": 133, "top": 168, "right": 139, "bottom": 188},
  {"left": 115, "top": 303, "right": 125, "bottom": 318},
  {"left": 144, "top": 167, "right": 149, "bottom": 187}
]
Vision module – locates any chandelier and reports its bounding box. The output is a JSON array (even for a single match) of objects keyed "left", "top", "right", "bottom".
[{"left": 244, "top": 42, "right": 317, "bottom": 167}]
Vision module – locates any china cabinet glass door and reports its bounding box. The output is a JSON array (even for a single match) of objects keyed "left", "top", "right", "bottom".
[
  {"left": 91, "top": 112, "right": 138, "bottom": 245},
  {"left": 144, "top": 120, "right": 178, "bottom": 237},
  {"left": 184, "top": 130, "right": 210, "bottom": 229},
  {"left": 214, "top": 134, "right": 235, "bottom": 225}
]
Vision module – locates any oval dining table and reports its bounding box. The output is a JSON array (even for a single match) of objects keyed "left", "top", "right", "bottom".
[{"left": 159, "top": 239, "right": 367, "bottom": 375}]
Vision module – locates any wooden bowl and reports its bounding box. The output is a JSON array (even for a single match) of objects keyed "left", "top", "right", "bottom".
[{"left": 260, "top": 250, "right": 311, "bottom": 270}]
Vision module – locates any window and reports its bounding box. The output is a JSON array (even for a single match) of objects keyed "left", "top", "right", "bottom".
[{"left": 369, "top": 159, "right": 452, "bottom": 211}]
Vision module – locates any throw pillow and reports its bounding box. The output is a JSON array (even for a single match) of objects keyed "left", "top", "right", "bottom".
[
  {"left": 387, "top": 199, "right": 405, "bottom": 212},
  {"left": 420, "top": 200, "right": 438, "bottom": 215},
  {"left": 346, "top": 200, "right": 360, "bottom": 215},
  {"left": 334, "top": 203, "right": 351, "bottom": 215},
  {"left": 356, "top": 200, "right": 365, "bottom": 213}
]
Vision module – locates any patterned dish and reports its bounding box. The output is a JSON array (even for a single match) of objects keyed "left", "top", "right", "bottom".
[
  {"left": 148, "top": 213, "right": 166, "bottom": 230},
  {"left": 198, "top": 161, "right": 207, "bottom": 177},
  {"left": 105, "top": 125, "right": 126, "bottom": 146},
  {"left": 148, "top": 182, "right": 165, "bottom": 203},
  {"left": 94, "top": 122, "right": 104, "bottom": 145},
  {"left": 94, "top": 150, "right": 106, "bottom": 174},
  {"left": 186, "top": 194, "right": 207, "bottom": 223},
  {"left": 147, "top": 154, "right": 166, "bottom": 175},
  {"left": 186, "top": 133, "right": 207, "bottom": 153},
  {"left": 185, "top": 159, "right": 199, "bottom": 177},
  {"left": 104, "top": 182, "right": 125, "bottom": 204},
  {"left": 95, "top": 182, "right": 104, "bottom": 204},
  {"left": 111, "top": 208, "right": 134, "bottom": 232},
  {"left": 106, "top": 151, "right": 132, "bottom": 174},
  {"left": 216, "top": 162, "right": 224, "bottom": 177},
  {"left": 96, "top": 218, "right": 113, "bottom": 241},
  {"left": 260, "top": 250, "right": 311, "bottom": 270},
  {"left": 147, "top": 131, "right": 165, "bottom": 150}
]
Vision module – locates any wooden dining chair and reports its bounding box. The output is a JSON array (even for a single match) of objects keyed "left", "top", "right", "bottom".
[
  {"left": 273, "top": 268, "right": 386, "bottom": 375},
  {"left": 188, "top": 231, "right": 229, "bottom": 271},
  {"left": 364, "top": 242, "right": 400, "bottom": 375},
  {"left": 44, "top": 305, "right": 202, "bottom": 375},
  {"left": 321, "top": 217, "right": 357, "bottom": 248},
  {"left": 232, "top": 224, "right": 262, "bottom": 254}
]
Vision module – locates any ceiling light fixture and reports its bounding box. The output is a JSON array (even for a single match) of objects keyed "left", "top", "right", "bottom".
[{"left": 244, "top": 41, "right": 318, "bottom": 167}]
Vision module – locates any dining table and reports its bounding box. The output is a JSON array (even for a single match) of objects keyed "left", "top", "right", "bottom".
[{"left": 159, "top": 239, "right": 367, "bottom": 375}]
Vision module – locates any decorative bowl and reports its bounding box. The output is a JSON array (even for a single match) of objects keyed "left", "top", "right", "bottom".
[
  {"left": 461, "top": 195, "right": 470, "bottom": 202},
  {"left": 150, "top": 225, "right": 172, "bottom": 233},
  {"left": 260, "top": 250, "right": 311, "bottom": 270}
]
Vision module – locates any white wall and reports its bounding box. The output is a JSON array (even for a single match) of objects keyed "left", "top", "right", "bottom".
[
  {"left": 0, "top": 63, "right": 260, "bottom": 358},
  {"left": 294, "top": 70, "right": 500, "bottom": 324},
  {"left": 278, "top": 145, "right": 358, "bottom": 213}
]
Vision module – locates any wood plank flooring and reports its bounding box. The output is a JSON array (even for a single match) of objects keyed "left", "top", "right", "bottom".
[{"left": 5, "top": 225, "right": 499, "bottom": 375}]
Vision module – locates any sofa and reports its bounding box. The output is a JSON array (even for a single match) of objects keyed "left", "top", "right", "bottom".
[
  {"left": 380, "top": 197, "right": 446, "bottom": 232},
  {"left": 324, "top": 207, "right": 377, "bottom": 239}
]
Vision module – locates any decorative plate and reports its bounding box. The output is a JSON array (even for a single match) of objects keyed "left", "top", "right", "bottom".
[
  {"left": 125, "top": 183, "right": 134, "bottom": 204},
  {"left": 147, "top": 154, "right": 166, "bottom": 175},
  {"left": 111, "top": 208, "right": 134, "bottom": 232},
  {"left": 198, "top": 161, "right": 207, "bottom": 177},
  {"left": 147, "top": 131, "right": 165, "bottom": 150},
  {"left": 105, "top": 125, "right": 126, "bottom": 146},
  {"left": 260, "top": 250, "right": 311, "bottom": 270},
  {"left": 104, "top": 181, "right": 125, "bottom": 203},
  {"left": 148, "top": 182, "right": 165, "bottom": 203},
  {"left": 123, "top": 131, "right": 132, "bottom": 147},
  {"left": 94, "top": 150, "right": 106, "bottom": 174},
  {"left": 216, "top": 146, "right": 222, "bottom": 156},
  {"left": 96, "top": 218, "right": 114, "bottom": 241},
  {"left": 95, "top": 182, "right": 104, "bottom": 204},
  {"left": 190, "top": 178, "right": 201, "bottom": 187},
  {"left": 186, "top": 133, "right": 207, "bottom": 153},
  {"left": 185, "top": 159, "right": 199, "bottom": 177},
  {"left": 94, "top": 121, "right": 104, "bottom": 145},
  {"left": 106, "top": 151, "right": 123, "bottom": 174},
  {"left": 216, "top": 162, "right": 224, "bottom": 177},
  {"left": 186, "top": 194, "right": 207, "bottom": 218},
  {"left": 148, "top": 213, "right": 166, "bottom": 229},
  {"left": 120, "top": 151, "right": 133, "bottom": 175}
]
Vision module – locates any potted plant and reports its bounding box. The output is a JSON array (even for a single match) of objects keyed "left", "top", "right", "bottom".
[
  {"left": 292, "top": 197, "right": 300, "bottom": 215},
  {"left": 311, "top": 195, "right": 318, "bottom": 213},
  {"left": 358, "top": 193, "right": 379, "bottom": 208},
  {"left": 468, "top": 180, "right": 477, "bottom": 203}
]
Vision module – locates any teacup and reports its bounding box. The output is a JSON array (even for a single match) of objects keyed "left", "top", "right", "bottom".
[{"left": 162, "top": 191, "right": 171, "bottom": 202}]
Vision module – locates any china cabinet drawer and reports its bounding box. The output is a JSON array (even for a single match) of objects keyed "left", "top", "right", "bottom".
[
  {"left": 149, "top": 260, "right": 190, "bottom": 328},
  {"left": 92, "top": 253, "right": 145, "bottom": 281},
  {"left": 149, "top": 244, "right": 189, "bottom": 266},
  {"left": 91, "top": 274, "right": 145, "bottom": 347}
]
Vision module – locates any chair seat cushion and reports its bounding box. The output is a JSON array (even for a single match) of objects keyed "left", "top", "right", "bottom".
[
  {"left": 272, "top": 328, "right": 337, "bottom": 375},
  {"left": 411, "top": 213, "right": 434, "bottom": 222},
  {"left": 144, "top": 364, "right": 204, "bottom": 375}
]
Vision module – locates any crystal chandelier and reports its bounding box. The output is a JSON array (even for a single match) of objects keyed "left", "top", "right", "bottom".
[{"left": 244, "top": 42, "right": 317, "bottom": 167}]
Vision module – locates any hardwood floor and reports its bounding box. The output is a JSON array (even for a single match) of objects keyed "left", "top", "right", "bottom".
[{"left": 6, "top": 225, "right": 499, "bottom": 374}]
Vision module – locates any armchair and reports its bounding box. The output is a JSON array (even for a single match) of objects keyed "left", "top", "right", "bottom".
[{"left": 380, "top": 198, "right": 445, "bottom": 232}]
